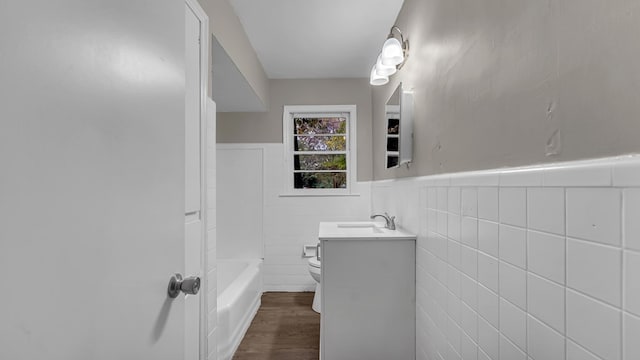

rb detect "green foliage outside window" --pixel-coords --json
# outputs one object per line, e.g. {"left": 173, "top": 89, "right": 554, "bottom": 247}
{"left": 293, "top": 117, "right": 348, "bottom": 189}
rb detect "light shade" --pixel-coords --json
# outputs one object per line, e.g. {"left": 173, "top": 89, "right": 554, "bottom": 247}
{"left": 381, "top": 37, "right": 404, "bottom": 66}
{"left": 375, "top": 54, "right": 397, "bottom": 76}
{"left": 370, "top": 65, "right": 389, "bottom": 86}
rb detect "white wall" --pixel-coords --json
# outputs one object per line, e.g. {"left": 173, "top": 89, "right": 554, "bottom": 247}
{"left": 197, "top": 0, "right": 269, "bottom": 109}
{"left": 373, "top": 0, "right": 640, "bottom": 180}
{"left": 372, "top": 156, "right": 640, "bottom": 360}
{"left": 217, "top": 146, "right": 263, "bottom": 259}
{"left": 206, "top": 101, "right": 218, "bottom": 360}
{"left": 218, "top": 144, "right": 372, "bottom": 291}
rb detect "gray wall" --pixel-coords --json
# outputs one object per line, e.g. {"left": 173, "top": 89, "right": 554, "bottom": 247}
{"left": 373, "top": 0, "right": 640, "bottom": 180}
{"left": 218, "top": 78, "right": 373, "bottom": 180}
{"left": 198, "top": 0, "right": 269, "bottom": 107}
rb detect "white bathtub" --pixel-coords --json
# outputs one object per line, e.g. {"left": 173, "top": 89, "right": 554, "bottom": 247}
{"left": 217, "top": 259, "right": 263, "bottom": 360}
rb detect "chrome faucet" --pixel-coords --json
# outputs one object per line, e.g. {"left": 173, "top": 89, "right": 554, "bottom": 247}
{"left": 370, "top": 212, "right": 396, "bottom": 230}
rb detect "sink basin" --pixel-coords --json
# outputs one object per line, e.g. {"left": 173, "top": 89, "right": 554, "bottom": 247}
{"left": 319, "top": 221, "right": 415, "bottom": 240}
{"left": 336, "top": 222, "right": 384, "bottom": 234}
{"left": 336, "top": 222, "right": 380, "bottom": 229}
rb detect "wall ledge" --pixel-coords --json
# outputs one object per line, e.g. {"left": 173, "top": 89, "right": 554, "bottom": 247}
{"left": 372, "top": 154, "right": 640, "bottom": 188}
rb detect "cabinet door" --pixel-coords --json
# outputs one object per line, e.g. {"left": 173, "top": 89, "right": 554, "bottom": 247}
{"left": 321, "top": 240, "right": 415, "bottom": 360}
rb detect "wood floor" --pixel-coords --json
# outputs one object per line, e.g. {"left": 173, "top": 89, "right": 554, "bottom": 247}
{"left": 232, "top": 292, "right": 320, "bottom": 360}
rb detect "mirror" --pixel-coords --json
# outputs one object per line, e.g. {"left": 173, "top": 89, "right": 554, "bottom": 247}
{"left": 385, "top": 83, "right": 413, "bottom": 168}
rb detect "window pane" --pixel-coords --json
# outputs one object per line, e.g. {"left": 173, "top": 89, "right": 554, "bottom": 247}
{"left": 295, "top": 135, "right": 346, "bottom": 151}
{"left": 387, "top": 156, "right": 399, "bottom": 168}
{"left": 386, "top": 137, "right": 398, "bottom": 151}
{"left": 294, "top": 172, "right": 347, "bottom": 189}
{"left": 294, "top": 154, "right": 346, "bottom": 171}
{"left": 387, "top": 118, "right": 399, "bottom": 134}
{"left": 294, "top": 117, "right": 346, "bottom": 135}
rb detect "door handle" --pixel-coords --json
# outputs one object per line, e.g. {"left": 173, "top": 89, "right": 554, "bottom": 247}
{"left": 168, "top": 273, "right": 201, "bottom": 298}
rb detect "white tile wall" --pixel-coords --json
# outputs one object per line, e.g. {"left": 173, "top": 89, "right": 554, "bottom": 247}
{"left": 449, "top": 187, "right": 461, "bottom": 215}
{"left": 566, "top": 290, "right": 621, "bottom": 360}
{"left": 566, "top": 188, "right": 621, "bottom": 246}
{"left": 478, "top": 348, "right": 491, "bottom": 360}
{"left": 478, "top": 188, "right": 499, "bottom": 222}
{"left": 461, "top": 217, "right": 479, "bottom": 249}
{"left": 528, "top": 230, "right": 565, "bottom": 284}
{"left": 460, "top": 273, "right": 478, "bottom": 310}
{"left": 499, "top": 335, "right": 526, "bottom": 360}
{"left": 461, "top": 331, "right": 478, "bottom": 360}
{"left": 478, "top": 284, "right": 499, "bottom": 328}
{"left": 499, "top": 298, "right": 526, "bottom": 351}
{"left": 449, "top": 214, "right": 462, "bottom": 242}
{"left": 460, "top": 245, "right": 478, "bottom": 280}
{"left": 614, "top": 159, "right": 640, "bottom": 186}
{"left": 567, "top": 340, "right": 601, "bottom": 360}
{"left": 624, "top": 189, "right": 640, "bottom": 251}
{"left": 478, "top": 254, "right": 499, "bottom": 294}
{"left": 478, "top": 316, "right": 499, "bottom": 360}
{"left": 528, "top": 188, "right": 565, "bottom": 235}
{"left": 220, "top": 144, "right": 371, "bottom": 292}
{"left": 370, "top": 155, "right": 640, "bottom": 360}
{"left": 462, "top": 188, "right": 478, "bottom": 217}
{"left": 217, "top": 147, "right": 263, "bottom": 259}
{"left": 624, "top": 313, "right": 640, "bottom": 359}
{"left": 499, "top": 188, "right": 526, "bottom": 227}
{"left": 625, "top": 251, "right": 640, "bottom": 316}
{"left": 460, "top": 301, "right": 478, "bottom": 341}
{"left": 498, "top": 225, "right": 526, "bottom": 269}
{"left": 528, "top": 315, "right": 565, "bottom": 360}
{"left": 478, "top": 221, "right": 499, "bottom": 257}
{"left": 543, "top": 162, "right": 612, "bottom": 187}
{"left": 566, "top": 239, "right": 621, "bottom": 306}
{"left": 499, "top": 261, "right": 526, "bottom": 310}
{"left": 527, "top": 272, "right": 565, "bottom": 333}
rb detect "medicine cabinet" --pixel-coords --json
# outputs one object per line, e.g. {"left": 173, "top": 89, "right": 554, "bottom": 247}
{"left": 385, "top": 83, "right": 413, "bottom": 168}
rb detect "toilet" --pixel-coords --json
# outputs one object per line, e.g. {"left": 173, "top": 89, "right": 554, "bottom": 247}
{"left": 308, "top": 257, "right": 321, "bottom": 313}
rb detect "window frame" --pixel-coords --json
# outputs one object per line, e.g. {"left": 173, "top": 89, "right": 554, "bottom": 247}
{"left": 282, "top": 105, "right": 357, "bottom": 196}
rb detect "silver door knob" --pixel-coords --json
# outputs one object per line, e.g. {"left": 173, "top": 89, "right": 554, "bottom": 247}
{"left": 167, "top": 273, "right": 201, "bottom": 298}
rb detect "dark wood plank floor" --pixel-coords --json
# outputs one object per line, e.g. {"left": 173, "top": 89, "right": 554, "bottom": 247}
{"left": 232, "top": 292, "right": 320, "bottom": 360}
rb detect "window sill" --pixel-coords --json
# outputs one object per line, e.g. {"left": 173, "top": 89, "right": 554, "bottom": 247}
{"left": 278, "top": 193, "right": 361, "bottom": 198}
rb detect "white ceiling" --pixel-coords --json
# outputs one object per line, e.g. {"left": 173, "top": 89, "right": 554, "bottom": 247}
{"left": 229, "top": 0, "right": 405, "bottom": 79}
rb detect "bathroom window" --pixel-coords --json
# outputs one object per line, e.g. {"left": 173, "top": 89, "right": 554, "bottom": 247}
{"left": 283, "top": 105, "right": 357, "bottom": 195}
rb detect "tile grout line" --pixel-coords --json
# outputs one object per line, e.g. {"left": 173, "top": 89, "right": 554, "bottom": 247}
{"left": 564, "top": 284, "right": 622, "bottom": 312}
{"left": 496, "top": 185, "right": 501, "bottom": 359}
{"left": 524, "top": 187, "right": 529, "bottom": 356}
{"left": 563, "top": 234, "right": 622, "bottom": 252}
{"left": 566, "top": 336, "right": 608, "bottom": 360}
{"left": 453, "top": 186, "right": 462, "bottom": 357}
{"left": 475, "top": 186, "right": 480, "bottom": 360}
{"left": 564, "top": 187, "right": 568, "bottom": 360}
{"left": 621, "top": 189, "right": 625, "bottom": 360}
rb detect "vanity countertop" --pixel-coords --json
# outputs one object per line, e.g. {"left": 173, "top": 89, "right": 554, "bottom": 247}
{"left": 318, "top": 221, "right": 416, "bottom": 241}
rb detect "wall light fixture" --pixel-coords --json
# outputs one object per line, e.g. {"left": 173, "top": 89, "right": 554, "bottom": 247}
{"left": 369, "top": 26, "right": 409, "bottom": 86}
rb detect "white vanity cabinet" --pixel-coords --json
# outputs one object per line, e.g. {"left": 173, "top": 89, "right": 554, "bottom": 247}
{"left": 319, "top": 222, "right": 416, "bottom": 360}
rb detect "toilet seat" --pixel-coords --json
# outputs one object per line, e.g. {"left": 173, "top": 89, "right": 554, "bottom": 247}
{"left": 308, "top": 257, "right": 321, "bottom": 268}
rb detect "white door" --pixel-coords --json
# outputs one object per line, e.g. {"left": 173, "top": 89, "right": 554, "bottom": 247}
{"left": 0, "top": 2, "right": 189, "bottom": 359}
{"left": 184, "top": 1, "right": 208, "bottom": 360}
